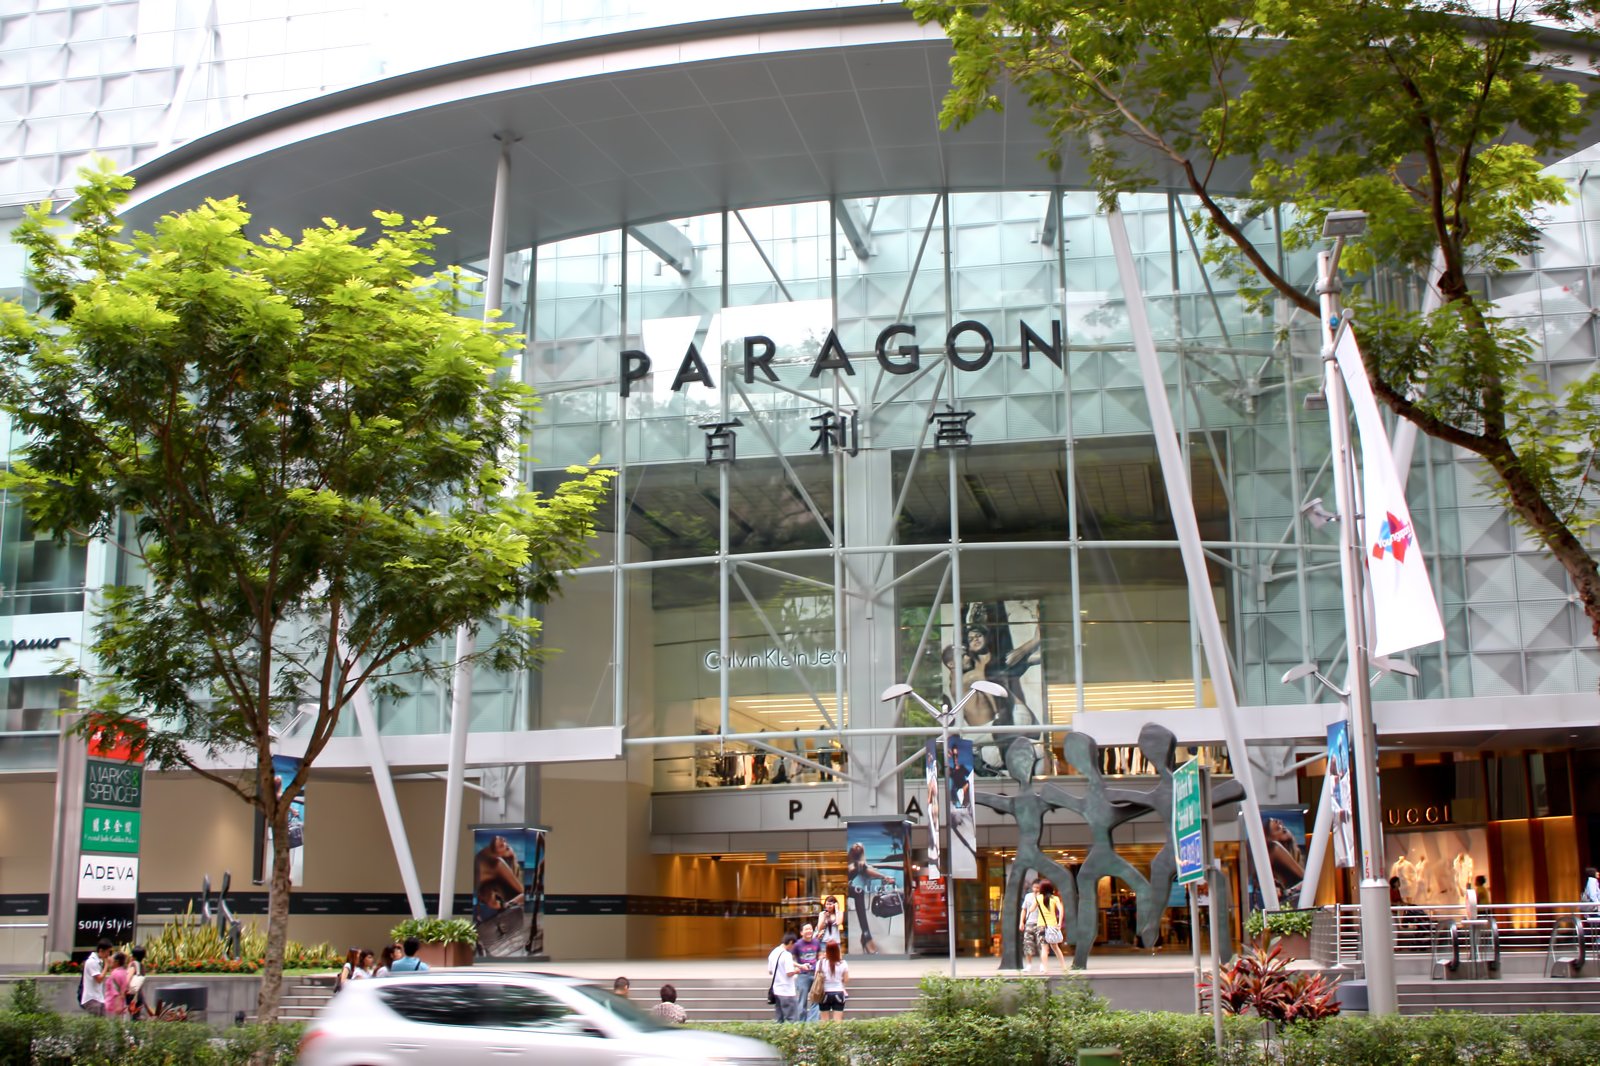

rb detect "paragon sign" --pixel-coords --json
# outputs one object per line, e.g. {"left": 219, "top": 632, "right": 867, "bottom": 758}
{"left": 620, "top": 319, "right": 1065, "bottom": 396}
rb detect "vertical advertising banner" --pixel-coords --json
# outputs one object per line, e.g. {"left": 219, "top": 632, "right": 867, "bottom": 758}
{"left": 844, "top": 820, "right": 909, "bottom": 956}
{"left": 946, "top": 738, "right": 977, "bottom": 880}
{"left": 939, "top": 600, "right": 1044, "bottom": 777}
{"left": 1326, "top": 722, "right": 1356, "bottom": 869}
{"left": 923, "top": 740, "right": 942, "bottom": 881}
{"left": 76, "top": 722, "right": 145, "bottom": 951}
{"left": 1248, "top": 807, "right": 1308, "bottom": 913}
{"left": 471, "top": 826, "right": 548, "bottom": 959}
{"left": 270, "top": 755, "right": 307, "bottom": 886}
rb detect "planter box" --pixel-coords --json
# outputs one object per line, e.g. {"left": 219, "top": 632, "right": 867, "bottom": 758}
{"left": 1274, "top": 932, "right": 1310, "bottom": 961}
{"left": 416, "top": 942, "right": 475, "bottom": 969}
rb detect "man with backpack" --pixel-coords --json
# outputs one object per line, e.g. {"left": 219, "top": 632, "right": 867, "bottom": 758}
{"left": 388, "top": 937, "right": 430, "bottom": 974}
{"left": 79, "top": 939, "right": 112, "bottom": 1015}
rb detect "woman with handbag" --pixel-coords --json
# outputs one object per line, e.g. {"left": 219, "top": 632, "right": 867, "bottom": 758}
{"left": 846, "top": 843, "right": 892, "bottom": 955}
{"left": 814, "top": 940, "right": 849, "bottom": 1021}
{"left": 1036, "top": 879, "right": 1068, "bottom": 974}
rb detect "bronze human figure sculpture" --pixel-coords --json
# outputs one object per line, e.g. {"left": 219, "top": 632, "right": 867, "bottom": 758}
{"left": 1055, "top": 731, "right": 1150, "bottom": 969}
{"left": 974, "top": 738, "right": 1078, "bottom": 971}
{"left": 1105, "top": 723, "right": 1179, "bottom": 950}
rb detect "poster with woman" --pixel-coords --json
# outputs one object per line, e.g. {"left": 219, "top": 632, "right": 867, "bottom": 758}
{"left": 947, "top": 737, "right": 977, "bottom": 879}
{"left": 1247, "top": 808, "right": 1307, "bottom": 912}
{"left": 470, "top": 825, "right": 549, "bottom": 959}
{"left": 924, "top": 740, "right": 942, "bottom": 880}
{"left": 844, "top": 820, "right": 909, "bottom": 956}
{"left": 939, "top": 600, "right": 1044, "bottom": 776}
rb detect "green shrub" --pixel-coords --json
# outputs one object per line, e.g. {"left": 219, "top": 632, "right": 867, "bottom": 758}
{"left": 1279, "top": 1013, "right": 1600, "bottom": 1066}
{"left": 915, "top": 975, "right": 1105, "bottom": 1019}
{"left": 1243, "top": 909, "right": 1315, "bottom": 939}
{"left": 0, "top": 1011, "right": 303, "bottom": 1066}
{"left": 8, "top": 978, "right": 50, "bottom": 1016}
{"left": 389, "top": 917, "right": 477, "bottom": 945}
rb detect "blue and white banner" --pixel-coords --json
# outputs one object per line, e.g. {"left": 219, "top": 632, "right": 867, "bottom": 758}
{"left": 1326, "top": 721, "right": 1355, "bottom": 869}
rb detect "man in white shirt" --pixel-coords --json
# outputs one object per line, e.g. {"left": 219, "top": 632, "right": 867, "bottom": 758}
{"left": 80, "top": 939, "right": 112, "bottom": 1015}
{"left": 765, "top": 932, "right": 799, "bottom": 1022}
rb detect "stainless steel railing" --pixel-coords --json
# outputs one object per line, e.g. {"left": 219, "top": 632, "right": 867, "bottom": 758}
{"left": 1310, "top": 901, "right": 1594, "bottom": 968}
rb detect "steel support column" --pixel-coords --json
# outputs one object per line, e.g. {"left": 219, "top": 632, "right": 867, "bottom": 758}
{"left": 438, "top": 135, "right": 513, "bottom": 919}
{"left": 1103, "top": 198, "right": 1280, "bottom": 911}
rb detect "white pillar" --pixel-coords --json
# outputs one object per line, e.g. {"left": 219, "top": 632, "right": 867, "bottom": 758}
{"left": 345, "top": 646, "right": 427, "bottom": 918}
{"left": 439, "top": 135, "right": 514, "bottom": 919}
{"left": 1103, "top": 200, "right": 1281, "bottom": 911}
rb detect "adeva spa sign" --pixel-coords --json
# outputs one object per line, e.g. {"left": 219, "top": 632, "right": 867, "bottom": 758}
{"left": 619, "top": 319, "right": 1065, "bottom": 396}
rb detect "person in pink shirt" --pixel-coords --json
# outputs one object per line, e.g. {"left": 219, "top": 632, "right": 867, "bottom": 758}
{"left": 103, "top": 952, "right": 131, "bottom": 1018}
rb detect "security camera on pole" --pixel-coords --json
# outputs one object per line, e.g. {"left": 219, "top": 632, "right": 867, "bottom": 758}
{"left": 881, "top": 679, "right": 1006, "bottom": 977}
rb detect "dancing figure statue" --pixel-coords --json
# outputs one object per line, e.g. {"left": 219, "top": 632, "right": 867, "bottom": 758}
{"left": 1105, "top": 724, "right": 1179, "bottom": 950}
{"left": 1055, "top": 731, "right": 1150, "bottom": 970}
{"left": 975, "top": 738, "right": 1078, "bottom": 971}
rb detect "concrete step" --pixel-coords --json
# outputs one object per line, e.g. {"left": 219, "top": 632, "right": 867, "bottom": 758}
{"left": 1393, "top": 979, "right": 1600, "bottom": 1016}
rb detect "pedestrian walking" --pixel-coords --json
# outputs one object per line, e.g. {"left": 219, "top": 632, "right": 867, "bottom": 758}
{"left": 817, "top": 896, "right": 842, "bottom": 945}
{"left": 1019, "top": 877, "right": 1044, "bottom": 973}
{"left": 79, "top": 939, "right": 111, "bottom": 1015}
{"left": 613, "top": 976, "right": 630, "bottom": 998}
{"left": 765, "top": 932, "right": 799, "bottom": 1022}
{"left": 103, "top": 952, "right": 131, "bottom": 1018}
{"left": 126, "top": 946, "right": 147, "bottom": 1018}
{"left": 651, "top": 984, "right": 687, "bottom": 1025}
{"left": 792, "top": 923, "right": 822, "bottom": 1021}
{"left": 388, "top": 937, "right": 429, "bottom": 973}
{"left": 374, "top": 943, "right": 402, "bottom": 977}
{"left": 1036, "top": 878, "right": 1068, "bottom": 974}
{"left": 816, "top": 940, "right": 849, "bottom": 1022}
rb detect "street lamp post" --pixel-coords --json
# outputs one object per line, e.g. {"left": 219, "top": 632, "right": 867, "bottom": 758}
{"left": 881, "top": 678, "right": 1007, "bottom": 977}
{"left": 1314, "top": 211, "right": 1398, "bottom": 1016}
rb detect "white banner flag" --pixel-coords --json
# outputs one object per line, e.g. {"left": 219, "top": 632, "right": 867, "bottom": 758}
{"left": 1333, "top": 327, "right": 1446, "bottom": 657}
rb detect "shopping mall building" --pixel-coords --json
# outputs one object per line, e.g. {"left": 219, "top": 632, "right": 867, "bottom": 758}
{"left": 1, "top": 1, "right": 1598, "bottom": 964}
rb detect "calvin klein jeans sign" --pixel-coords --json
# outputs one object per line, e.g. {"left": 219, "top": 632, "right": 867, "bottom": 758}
{"left": 619, "top": 320, "right": 1064, "bottom": 396}
{"left": 78, "top": 856, "right": 139, "bottom": 901}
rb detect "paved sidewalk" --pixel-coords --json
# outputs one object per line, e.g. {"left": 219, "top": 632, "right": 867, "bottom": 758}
{"left": 493, "top": 952, "right": 1206, "bottom": 980}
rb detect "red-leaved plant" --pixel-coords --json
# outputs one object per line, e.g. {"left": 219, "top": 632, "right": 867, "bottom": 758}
{"left": 1198, "top": 933, "right": 1342, "bottom": 1026}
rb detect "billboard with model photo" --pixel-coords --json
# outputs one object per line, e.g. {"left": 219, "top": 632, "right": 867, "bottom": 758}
{"left": 845, "top": 820, "right": 909, "bottom": 956}
{"left": 940, "top": 600, "right": 1044, "bottom": 777}
{"left": 470, "top": 825, "right": 548, "bottom": 959}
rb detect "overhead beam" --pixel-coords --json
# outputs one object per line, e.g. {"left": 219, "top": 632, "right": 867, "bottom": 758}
{"left": 835, "top": 198, "right": 875, "bottom": 260}
{"left": 1036, "top": 189, "right": 1060, "bottom": 248}
{"left": 628, "top": 222, "right": 695, "bottom": 276}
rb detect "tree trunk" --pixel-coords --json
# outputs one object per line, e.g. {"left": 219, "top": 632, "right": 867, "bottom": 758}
{"left": 256, "top": 802, "right": 293, "bottom": 1026}
{"left": 1489, "top": 449, "right": 1600, "bottom": 646}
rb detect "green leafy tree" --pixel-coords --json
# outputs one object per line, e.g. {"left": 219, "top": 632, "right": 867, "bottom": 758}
{"left": 910, "top": 0, "right": 1600, "bottom": 646}
{"left": 0, "top": 166, "right": 613, "bottom": 1023}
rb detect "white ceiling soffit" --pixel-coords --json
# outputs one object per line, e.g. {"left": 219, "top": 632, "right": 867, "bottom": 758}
{"left": 116, "top": 5, "right": 1227, "bottom": 264}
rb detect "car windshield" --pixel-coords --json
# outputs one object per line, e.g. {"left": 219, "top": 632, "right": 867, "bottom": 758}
{"left": 570, "top": 984, "right": 669, "bottom": 1031}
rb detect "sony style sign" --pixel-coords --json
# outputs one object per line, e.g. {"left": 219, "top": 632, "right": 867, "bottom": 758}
{"left": 78, "top": 856, "right": 139, "bottom": 901}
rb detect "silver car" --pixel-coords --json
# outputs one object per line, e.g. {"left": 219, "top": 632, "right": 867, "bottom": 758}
{"left": 296, "top": 971, "right": 781, "bottom": 1065}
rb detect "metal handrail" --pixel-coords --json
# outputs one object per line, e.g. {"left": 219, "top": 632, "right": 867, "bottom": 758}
{"left": 1545, "top": 915, "right": 1588, "bottom": 975}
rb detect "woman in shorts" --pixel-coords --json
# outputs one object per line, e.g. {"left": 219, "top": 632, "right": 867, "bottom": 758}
{"left": 817, "top": 940, "right": 849, "bottom": 1021}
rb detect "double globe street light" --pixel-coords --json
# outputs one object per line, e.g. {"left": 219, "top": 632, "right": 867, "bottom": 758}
{"left": 880, "top": 678, "right": 1007, "bottom": 976}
